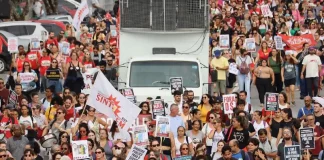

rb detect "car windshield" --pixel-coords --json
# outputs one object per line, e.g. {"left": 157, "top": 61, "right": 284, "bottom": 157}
{"left": 129, "top": 61, "right": 200, "bottom": 87}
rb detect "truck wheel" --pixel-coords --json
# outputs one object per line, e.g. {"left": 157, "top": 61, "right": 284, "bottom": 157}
{"left": 0, "top": 58, "right": 6, "bottom": 73}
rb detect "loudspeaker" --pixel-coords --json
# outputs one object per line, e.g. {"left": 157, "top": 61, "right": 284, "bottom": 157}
{"left": 0, "top": 0, "right": 10, "bottom": 19}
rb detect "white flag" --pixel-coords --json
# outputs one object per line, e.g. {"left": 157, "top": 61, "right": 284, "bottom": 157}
{"left": 87, "top": 71, "right": 141, "bottom": 132}
{"left": 72, "top": 0, "right": 89, "bottom": 31}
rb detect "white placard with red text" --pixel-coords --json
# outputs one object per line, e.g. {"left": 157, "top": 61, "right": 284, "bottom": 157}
{"left": 261, "top": 5, "right": 272, "bottom": 17}
{"left": 87, "top": 71, "right": 141, "bottom": 132}
{"left": 223, "top": 94, "right": 236, "bottom": 114}
{"left": 81, "top": 68, "right": 98, "bottom": 94}
{"left": 19, "top": 72, "right": 35, "bottom": 83}
{"left": 8, "top": 37, "right": 18, "bottom": 52}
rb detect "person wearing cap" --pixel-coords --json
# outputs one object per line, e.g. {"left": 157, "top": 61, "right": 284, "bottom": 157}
{"left": 301, "top": 46, "right": 322, "bottom": 97}
{"left": 205, "top": 97, "right": 227, "bottom": 123}
{"left": 210, "top": 50, "right": 229, "bottom": 96}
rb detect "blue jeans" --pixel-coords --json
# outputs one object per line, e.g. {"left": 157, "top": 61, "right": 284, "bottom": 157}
{"left": 237, "top": 73, "right": 251, "bottom": 103}
{"left": 300, "top": 78, "right": 307, "bottom": 97}
{"left": 47, "top": 80, "right": 62, "bottom": 94}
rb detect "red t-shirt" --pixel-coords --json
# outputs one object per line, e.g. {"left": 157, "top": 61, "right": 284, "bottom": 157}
{"left": 258, "top": 48, "right": 272, "bottom": 60}
{"left": 26, "top": 51, "right": 41, "bottom": 70}
{"left": 312, "top": 126, "right": 323, "bottom": 155}
{"left": 39, "top": 56, "right": 52, "bottom": 76}
{"left": 16, "top": 58, "right": 30, "bottom": 73}
{"left": 261, "top": 108, "right": 274, "bottom": 124}
{"left": 45, "top": 38, "right": 58, "bottom": 49}
{"left": 0, "top": 116, "right": 19, "bottom": 139}
{"left": 65, "top": 107, "right": 74, "bottom": 121}
{"left": 83, "top": 61, "right": 95, "bottom": 69}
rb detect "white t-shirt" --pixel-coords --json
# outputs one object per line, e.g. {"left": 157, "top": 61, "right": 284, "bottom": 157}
{"left": 252, "top": 121, "right": 269, "bottom": 138}
{"left": 19, "top": 116, "right": 35, "bottom": 129}
{"left": 108, "top": 130, "right": 131, "bottom": 143}
{"left": 211, "top": 131, "right": 225, "bottom": 155}
{"left": 175, "top": 136, "right": 192, "bottom": 156}
{"left": 302, "top": 54, "right": 322, "bottom": 78}
{"left": 202, "top": 123, "right": 214, "bottom": 146}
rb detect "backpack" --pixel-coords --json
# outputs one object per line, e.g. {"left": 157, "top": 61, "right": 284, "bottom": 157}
{"left": 239, "top": 56, "right": 250, "bottom": 74}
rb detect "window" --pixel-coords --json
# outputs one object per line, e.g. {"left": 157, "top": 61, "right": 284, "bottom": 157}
{"left": 41, "top": 24, "right": 61, "bottom": 36}
{"left": 5, "top": 26, "right": 26, "bottom": 36}
{"left": 129, "top": 61, "right": 200, "bottom": 87}
{"left": 25, "top": 25, "right": 36, "bottom": 35}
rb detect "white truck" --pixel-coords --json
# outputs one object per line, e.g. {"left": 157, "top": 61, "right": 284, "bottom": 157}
{"left": 118, "top": 31, "right": 210, "bottom": 105}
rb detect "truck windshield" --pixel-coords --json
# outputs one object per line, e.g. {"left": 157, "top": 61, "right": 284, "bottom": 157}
{"left": 129, "top": 61, "right": 200, "bottom": 87}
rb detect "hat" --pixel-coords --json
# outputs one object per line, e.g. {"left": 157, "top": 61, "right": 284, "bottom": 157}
{"left": 214, "top": 50, "right": 221, "bottom": 57}
{"left": 214, "top": 98, "right": 222, "bottom": 103}
{"left": 150, "top": 120, "right": 156, "bottom": 125}
{"left": 5, "top": 104, "right": 15, "bottom": 110}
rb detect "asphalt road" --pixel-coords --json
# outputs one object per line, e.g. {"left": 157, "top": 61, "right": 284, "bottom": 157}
{"left": 1, "top": 71, "right": 318, "bottom": 117}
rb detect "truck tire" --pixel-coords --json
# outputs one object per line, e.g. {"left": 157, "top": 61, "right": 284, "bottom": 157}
{"left": 0, "top": 58, "right": 6, "bottom": 73}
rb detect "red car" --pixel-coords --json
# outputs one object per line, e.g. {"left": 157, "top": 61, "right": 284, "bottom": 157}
{"left": 31, "top": 20, "right": 66, "bottom": 36}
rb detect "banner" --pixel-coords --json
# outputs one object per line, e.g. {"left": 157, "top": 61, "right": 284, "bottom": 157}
{"left": 174, "top": 156, "right": 192, "bottom": 160}
{"left": 244, "top": 38, "right": 256, "bottom": 52}
{"left": 155, "top": 116, "right": 170, "bottom": 137}
{"left": 219, "top": 35, "right": 230, "bottom": 49}
{"left": 30, "top": 38, "right": 40, "bottom": 51}
{"left": 125, "top": 144, "right": 147, "bottom": 160}
{"left": 133, "top": 125, "right": 149, "bottom": 147}
{"left": 46, "top": 69, "right": 60, "bottom": 80}
{"left": 81, "top": 68, "right": 98, "bottom": 94}
{"left": 170, "top": 77, "right": 183, "bottom": 94}
{"left": 72, "top": 0, "right": 89, "bottom": 31}
{"left": 71, "top": 140, "right": 89, "bottom": 159}
{"left": 87, "top": 71, "right": 141, "bottom": 131}
{"left": 19, "top": 72, "right": 35, "bottom": 83}
{"left": 264, "top": 92, "right": 279, "bottom": 111}
{"left": 300, "top": 128, "right": 315, "bottom": 149}
{"left": 284, "top": 145, "right": 301, "bottom": 160}
{"left": 59, "top": 42, "right": 70, "bottom": 56}
{"left": 8, "top": 90, "right": 17, "bottom": 106}
{"left": 120, "top": 88, "right": 136, "bottom": 103}
{"left": 274, "top": 36, "right": 284, "bottom": 50}
{"left": 151, "top": 100, "right": 166, "bottom": 119}
{"left": 223, "top": 94, "right": 236, "bottom": 114}
{"left": 8, "top": 37, "right": 18, "bottom": 52}
{"left": 228, "top": 63, "right": 239, "bottom": 75}
{"left": 260, "top": 5, "right": 272, "bottom": 17}
{"left": 279, "top": 34, "right": 316, "bottom": 52}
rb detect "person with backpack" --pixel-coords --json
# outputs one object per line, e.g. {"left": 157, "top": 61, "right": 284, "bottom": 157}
{"left": 236, "top": 48, "right": 253, "bottom": 104}
{"left": 257, "top": 129, "right": 277, "bottom": 160}
{"left": 208, "top": 118, "right": 225, "bottom": 157}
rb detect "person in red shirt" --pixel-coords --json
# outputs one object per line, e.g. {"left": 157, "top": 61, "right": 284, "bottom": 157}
{"left": 82, "top": 50, "right": 96, "bottom": 69}
{"left": 45, "top": 32, "right": 59, "bottom": 51}
{"left": 224, "top": 11, "right": 236, "bottom": 28}
{"left": 12, "top": 45, "right": 29, "bottom": 73}
{"left": 26, "top": 44, "right": 41, "bottom": 90}
{"left": 306, "top": 113, "right": 324, "bottom": 158}
{"left": 0, "top": 104, "right": 19, "bottom": 139}
{"left": 255, "top": 41, "right": 272, "bottom": 65}
{"left": 39, "top": 49, "right": 51, "bottom": 92}
{"left": 61, "top": 142, "right": 73, "bottom": 159}
{"left": 63, "top": 95, "right": 74, "bottom": 121}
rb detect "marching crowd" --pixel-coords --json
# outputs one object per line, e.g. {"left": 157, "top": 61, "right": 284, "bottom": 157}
{"left": 1, "top": 0, "right": 324, "bottom": 160}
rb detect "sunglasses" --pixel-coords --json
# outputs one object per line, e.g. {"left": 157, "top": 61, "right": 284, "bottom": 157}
{"left": 24, "top": 154, "right": 32, "bottom": 157}
{"left": 114, "top": 145, "right": 123, "bottom": 150}
{"left": 79, "top": 130, "right": 87, "bottom": 133}
{"left": 64, "top": 92, "right": 70, "bottom": 94}
{"left": 151, "top": 145, "right": 159, "bottom": 147}
{"left": 181, "top": 148, "right": 189, "bottom": 150}
{"left": 88, "top": 109, "right": 96, "bottom": 112}
{"left": 0, "top": 155, "right": 7, "bottom": 158}
{"left": 57, "top": 112, "right": 63, "bottom": 114}
{"left": 209, "top": 117, "right": 214, "bottom": 119}
{"left": 62, "top": 148, "right": 68, "bottom": 150}
{"left": 52, "top": 61, "right": 58, "bottom": 63}
{"left": 95, "top": 151, "right": 102, "bottom": 154}
{"left": 107, "top": 60, "right": 113, "bottom": 62}
{"left": 183, "top": 106, "right": 189, "bottom": 109}
{"left": 61, "top": 136, "right": 68, "bottom": 138}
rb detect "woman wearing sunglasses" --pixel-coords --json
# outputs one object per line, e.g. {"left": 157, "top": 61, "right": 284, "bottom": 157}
{"left": 179, "top": 143, "right": 191, "bottom": 157}
{"left": 16, "top": 61, "right": 38, "bottom": 98}
{"left": 42, "top": 107, "right": 72, "bottom": 139}
{"left": 95, "top": 147, "right": 108, "bottom": 160}
{"left": 45, "top": 59, "right": 63, "bottom": 95}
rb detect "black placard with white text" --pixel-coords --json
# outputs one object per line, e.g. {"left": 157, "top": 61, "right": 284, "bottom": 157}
{"left": 170, "top": 77, "right": 183, "bottom": 94}
{"left": 284, "top": 145, "right": 301, "bottom": 160}
{"left": 300, "top": 128, "right": 315, "bottom": 149}
{"left": 265, "top": 92, "right": 279, "bottom": 111}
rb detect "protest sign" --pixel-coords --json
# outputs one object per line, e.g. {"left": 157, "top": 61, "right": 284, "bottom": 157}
{"left": 8, "top": 90, "right": 17, "bottom": 106}
{"left": 300, "top": 128, "right": 315, "bottom": 149}
{"left": 229, "top": 63, "right": 239, "bottom": 75}
{"left": 81, "top": 68, "right": 98, "bottom": 94}
{"left": 284, "top": 145, "right": 301, "bottom": 160}
{"left": 151, "top": 100, "right": 166, "bottom": 119}
{"left": 274, "top": 36, "right": 284, "bottom": 50}
{"left": 87, "top": 71, "right": 141, "bottom": 132}
{"left": 60, "top": 42, "right": 70, "bottom": 56}
{"left": 155, "top": 116, "right": 170, "bottom": 137}
{"left": 8, "top": 37, "right": 18, "bottom": 52}
{"left": 133, "top": 125, "right": 149, "bottom": 147}
{"left": 136, "top": 114, "right": 151, "bottom": 125}
{"left": 19, "top": 72, "right": 35, "bottom": 83}
{"left": 223, "top": 94, "right": 236, "bottom": 114}
{"left": 244, "top": 38, "right": 256, "bottom": 52}
{"left": 120, "top": 88, "right": 136, "bottom": 103}
{"left": 125, "top": 144, "right": 147, "bottom": 160}
{"left": 219, "top": 35, "right": 230, "bottom": 49}
{"left": 170, "top": 77, "right": 183, "bottom": 94}
{"left": 30, "top": 38, "right": 41, "bottom": 51}
{"left": 174, "top": 156, "right": 192, "bottom": 160}
{"left": 264, "top": 92, "right": 279, "bottom": 111}
{"left": 46, "top": 69, "right": 60, "bottom": 80}
{"left": 71, "top": 140, "right": 89, "bottom": 159}
{"left": 260, "top": 5, "right": 272, "bottom": 17}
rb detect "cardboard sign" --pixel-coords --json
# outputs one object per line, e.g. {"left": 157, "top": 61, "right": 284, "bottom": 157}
{"left": 71, "top": 140, "right": 89, "bottom": 159}
{"left": 30, "top": 38, "right": 41, "bottom": 51}
{"left": 19, "top": 72, "right": 35, "bottom": 83}
{"left": 8, "top": 90, "right": 17, "bottom": 106}
{"left": 174, "top": 156, "right": 192, "bottom": 160}
{"left": 120, "top": 88, "right": 136, "bottom": 103}
{"left": 46, "top": 69, "right": 60, "bottom": 80}
{"left": 8, "top": 37, "right": 18, "bottom": 52}
{"left": 261, "top": 5, "right": 272, "bottom": 17}
{"left": 223, "top": 94, "right": 236, "bottom": 114}
{"left": 133, "top": 125, "right": 149, "bottom": 147}
{"left": 274, "top": 36, "right": 284, "bottom": 50}
{"left": 219, "top": 35, "right": 230, "bottom": 49}
{"left": 228, "top": 63, "right": 239, "bottom": 75}
{"left": 170, "top": 77, "right": 183, "bottom": 94}
{"left": 300, "top": 128, "right": 315, "bottom": 149}
{"left": 125, "top": 144, "right": 147, "bottom": 160}
{"left": 59, "top": 42, "right": 70, "bottom": 56}
{"left": 264, "top": 92, "right": 279, "bottom": 111}
{"left": 151, "top": 100, "right": 166, "bottom": 119}
{"left": 284, "top": 145, "right": 301, "bottom": 160}
{"left": 244, "top": 38, "right": 256, "bottom": 52}
{"left": 155, "top": 116, "right": 170, "bottom": 137}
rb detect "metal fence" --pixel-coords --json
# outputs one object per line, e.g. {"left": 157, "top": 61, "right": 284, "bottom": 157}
{"left": 120, "top": 0, "right": 208, "bottom": 31}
